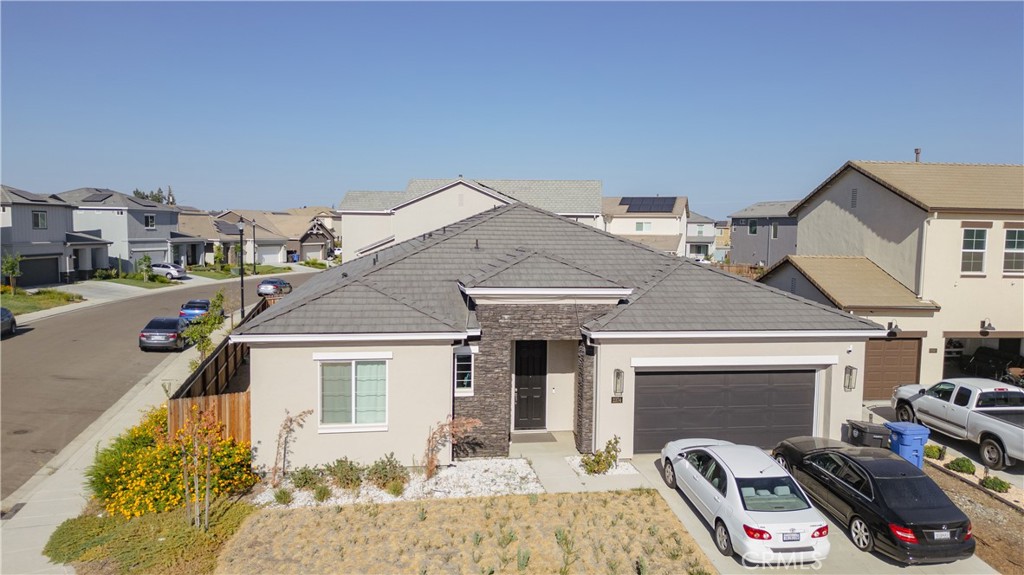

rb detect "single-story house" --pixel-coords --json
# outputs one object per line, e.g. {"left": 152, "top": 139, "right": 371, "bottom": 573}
{"left": 231, "top": 203, "right": 882, "bottom": 470}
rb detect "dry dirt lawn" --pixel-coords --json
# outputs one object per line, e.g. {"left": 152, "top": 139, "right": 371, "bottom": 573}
{"left": 217, "top": 490, "right": 714, "bottom": 575}
{"left": 923, "top": 465, "right": 1024, "bottom": 575}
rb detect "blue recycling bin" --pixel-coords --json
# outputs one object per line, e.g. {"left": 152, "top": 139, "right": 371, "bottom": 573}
{"left": 884, "top": 421, "right": 930, "bottom": 468}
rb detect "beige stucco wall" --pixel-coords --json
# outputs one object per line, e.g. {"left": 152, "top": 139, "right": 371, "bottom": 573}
{"left": 797, "top": 171, "right": 925, "bottom": 291}
{"left": 760, "top": 265, "right": 835, "bottom": 308}
{"left": 592, "top": 338, "right": 868, "bottom": 458}
{"left": 916, "top": 214, "right": 1024, "bottom": 381}
{"left": 606, "top": 216, "right": 685, "bottom": 236}
{"left": 342, "top": 213, "right": 392, "bottom": 261}
{"left": 546, "top": 340, "right": 577, "bottom": 431}
{"left": 248, "top": 342, "right": 454, "bottom": 470}
{"left": 392, "top": 183, "right": 509, "bottom": 245}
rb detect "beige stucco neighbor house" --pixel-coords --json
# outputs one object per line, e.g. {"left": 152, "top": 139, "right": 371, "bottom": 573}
{"left": 231, "top": 203, "right": 881, "bottom": 471}
{"left": 760, "top": 161, "right": 1024, "bottom": 400}
{"left": 337, "top": 178, "right": 602, "bottom": 262}
{"left": 601, "top": 196, "right": 687, "bottom": 256}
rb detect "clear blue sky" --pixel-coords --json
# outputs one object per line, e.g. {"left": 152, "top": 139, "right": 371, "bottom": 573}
{"left": 2, "top": 2, "right": 1021, "bottom": 219}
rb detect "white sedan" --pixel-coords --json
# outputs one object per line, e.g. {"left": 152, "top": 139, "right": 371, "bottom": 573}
{"left": 151, "top": 262, "right": 187, "bottom": 279}
{"left": 661, "top": 438, "right": 831, "bottom": 565}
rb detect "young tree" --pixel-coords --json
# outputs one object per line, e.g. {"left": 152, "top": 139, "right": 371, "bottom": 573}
{"left": 138, "top": 254, "right": 153, "bottom": 282}
{"left": 184, "top": 290, "right": 225, "bottom": 369}
{"left": 213, "top": 244, "right": 224, "bottom": 267}
{"left": 2, "top": 253, "right": 23, "bottom": 291}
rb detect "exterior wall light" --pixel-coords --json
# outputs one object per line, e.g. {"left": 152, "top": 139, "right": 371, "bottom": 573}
{"left": 980, "top": 319, "right": 995, "bottom": 336}
{"left": 613, "top": 369, "right": 624, "bottom": 396}
{"left": 844, "top": 365, "right": 858, "bottom": 392}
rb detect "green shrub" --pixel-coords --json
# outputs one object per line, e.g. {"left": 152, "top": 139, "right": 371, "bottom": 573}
{"left": 274, "top": 488, "right": 293, "bottom": 505}
{"left": 924, "top": 444, "right": 943, "bottom": 459}
{"left": 288, "top": 465, "right": 324, "bottom": 490}
{"left": 43, "top": 513, "right": 123, "bottom": 564}
{"left": 944, "top": 457, "right": 976, "bottom": 474}
{"left": 385, "top": 479, "right": 405, "bottom": 497}
{"left": 325, "top": 457, "right": 364, "bottom": 490}
{"left": 366, "top": 452, "right": 409, "bottom": 490}
{"left": 313, "top": 483, "right": 332, "bottom": 502}
{"left": 93, "top": 268, "right": 117, "bottom": 280}
{"left": 980, "top": 475, "right": 1011, "bottom": 493}
{"left": 581, "top": 435, "right": 621, "bottom": 475}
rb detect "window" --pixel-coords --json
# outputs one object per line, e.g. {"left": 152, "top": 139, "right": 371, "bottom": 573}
{"left": 320, "top": 360, "right": 387, "bottom": 428}
{"left": 31, "top": 210, "right": 47, "bottom": 229}
{"left": 953, "top": 387, "right": 972, "bottom": 407}
{"left": 926, "top": 381, "right": 956, "bottom": 402}
{"left": 635, "top": 222, "right": 652, "bottom": 232}
{"left": 454, "top": 345, "right": 476, "bottom": 395}
{"left": 696, "top": 224, "right": 705, "bottom": 236}
{"left": 771, "top": 222, "right": 779, "bottom": 239}
{"left": 836, "top": 461, "right": 872, "bottom": 498}
{"left": 748, "top": 220, "right": 758, "bottom": 235}
{"left": 144, "top": 213, "right": 156, "bottom": 229}
{"left": 961, "top": 228, "right": 986, "bottom": 273}
{"left": 1005, "top": 229, "right": 1024, "bottom": 274}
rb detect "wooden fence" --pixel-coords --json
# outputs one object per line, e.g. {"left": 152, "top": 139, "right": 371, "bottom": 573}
{"left": 168, "top": 391, "right": 250, "bottom": 442}
{"left": 713, "top": 263, "right": 765, "bottom": 280}
{"left": 166, "top": 298, "right": 268, "bottom": 442}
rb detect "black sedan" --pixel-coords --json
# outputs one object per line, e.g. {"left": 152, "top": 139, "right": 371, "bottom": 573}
{"left": 139, "top": 317, "right": 188, "bottom": 351}
{"left": 772, "top": 437, "right": 975, "bottom": 566}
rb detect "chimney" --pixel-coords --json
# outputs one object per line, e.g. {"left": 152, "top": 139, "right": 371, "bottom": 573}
{"left": 914, "top": 148, "right": 921, "bottom": 163}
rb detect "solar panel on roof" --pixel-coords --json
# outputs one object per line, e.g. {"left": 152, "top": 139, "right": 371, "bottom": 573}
{"left": 619, "top": 198, "right": 633, "bottom": 206}
{"left": 624, "top": 196, "right": 675, "bottom": 213}
{"left": 83, "top": 193, "right": 113, "bottom": 202}
{"left": 7, "top": 189, "right": 47, "bottom": 202}
{"left": 128, "top": 197, "right": 157, "bottom": 207}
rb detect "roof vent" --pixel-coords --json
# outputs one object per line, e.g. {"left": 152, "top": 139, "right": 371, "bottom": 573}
{"left": 373, "top": 254, "right": 378, "bottom": 265}
{"left": 474, "top": 239, "right": 480, "bottom": 250}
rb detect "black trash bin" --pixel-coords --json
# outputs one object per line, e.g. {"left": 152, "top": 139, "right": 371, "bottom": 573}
{"left": 847, "top": 420, "right": 890, "bottom": 448}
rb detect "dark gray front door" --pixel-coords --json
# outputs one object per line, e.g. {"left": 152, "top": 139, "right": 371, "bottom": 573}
{"left": 633, "top": 370, "right": 815, "bottom": 452}
{"left": 514, "top": 341, "right": 547, "bottom": 430}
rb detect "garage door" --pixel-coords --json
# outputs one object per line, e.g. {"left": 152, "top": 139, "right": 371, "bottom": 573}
{"left": 634, "top": 370, "right": 815, "bottom": 452}
{"left": 19, "top": 257, "right": 60, "bottom": 287}
{"left": 864, "top": 339, "right": 921, "bottom": 400}
{"left": 256, "top": 245, "right": 281, "bottom": 264}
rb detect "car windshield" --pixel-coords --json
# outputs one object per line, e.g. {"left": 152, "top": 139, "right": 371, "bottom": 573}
{"left": 876, "top": 477, "right": 950, "bottom": 511}
{"left": 145, "top": 318, "right": 180, "bottom": 330}
{"left": 736, "top": 476, "right": 810, "bottom": 512}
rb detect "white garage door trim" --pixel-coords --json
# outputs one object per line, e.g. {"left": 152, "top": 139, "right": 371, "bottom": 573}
{"left": 631, "top": 355, "right": 838, "bottom": 368}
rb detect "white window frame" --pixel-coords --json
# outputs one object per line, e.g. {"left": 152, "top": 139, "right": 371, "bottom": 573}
{"left": 314, "top": 351, "right": 391, "bottom": 433}
{"left": 144, "top": 213, "right": 156, "bottom": 229}
{"left": 771, "top": 222, "right": 779, "bottom": 239}
{"left": 960, "top": 228, "right": 987, "bottom": 274}
{"left": 635, "top": 221, "right": 652, "bottom": 232}
{"left": 1005, "top": 229, "right": 1024, "bottom": 275}
{"left": 453, "top": 345, "right": 478, "bottom": 397}
{"left": 32, "top": 210, "right": 47, "bottom": 230}
{"left": 696, "top": 224, "right": 705, "bottom": 236}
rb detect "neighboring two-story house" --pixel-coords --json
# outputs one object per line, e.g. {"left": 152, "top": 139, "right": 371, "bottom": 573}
{"left": 760, "top": 161, "right": 1024, "bottom": 399}
{"left": 685, "top": 211, "right": 716, "bottom": 260}
{"left": 1, "top": 185, "right": 110, "bottom": 286}
{"left": 728, "top": 200, "right": 800, "bottom": 267}
{"left": 713, "top": 220, "right": 731, "bottom": 262}
{"left": 58, "top": 188, "right": 204, "bottom": 271}
{"left": 601, "top": 196, "right": 688, "bottom": 256}
{"left": 338, "top": 178, "right": 602, "bottom": 262}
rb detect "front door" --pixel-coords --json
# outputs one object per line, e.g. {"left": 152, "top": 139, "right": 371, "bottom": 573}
{"left": 514, "top": 341, "right": 547, "bottom": 430}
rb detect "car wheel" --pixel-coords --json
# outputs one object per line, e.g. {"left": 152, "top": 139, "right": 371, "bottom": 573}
{"left": 166, "top": 272, "right": 174, "bottom": 279}
{"left": 774, "top": 453, "right": 789, "bottom": 471}
{"left": 849, "top": 516, "right": 874, "bottom": 552}
{"left": 662, "top": 459, "right": 676, "bottom": 488}
{"left": 714, "top": 520, "right": 734, "bottom": 556}
{"left": 896, "top": 403, "right": 916, "bottom": 423}
{"left": 980, "top": 438, "right": 1006, "bottom": 470}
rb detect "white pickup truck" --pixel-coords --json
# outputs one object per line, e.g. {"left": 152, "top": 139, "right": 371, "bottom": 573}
{"left": 891, "top": 378, "right": 1024, "bottom": 470}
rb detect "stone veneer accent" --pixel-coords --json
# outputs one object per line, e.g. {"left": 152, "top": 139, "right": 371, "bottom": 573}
{"left": 455, "top": 303, "right": 613, "bottom": 457}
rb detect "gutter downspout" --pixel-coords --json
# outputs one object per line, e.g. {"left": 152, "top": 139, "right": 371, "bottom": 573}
{"left": 590, "top": 335, "right": 599, "bottom": 454}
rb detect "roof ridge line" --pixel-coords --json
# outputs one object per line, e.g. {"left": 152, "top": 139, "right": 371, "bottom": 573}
{"left": 586, "top": 259, "right": 683, "bottom": 329}
{"left": 356, "top": 278, "right": 462, "bottom": 330}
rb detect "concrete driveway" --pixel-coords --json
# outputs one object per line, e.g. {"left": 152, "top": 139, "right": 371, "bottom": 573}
{"left": 630, "top": 453, "right": 997, "bottom": 574}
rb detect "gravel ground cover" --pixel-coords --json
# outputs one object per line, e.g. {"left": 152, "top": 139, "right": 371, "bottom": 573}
{"left": 923, "top": 464, "right": 1024, "bottom": 575}
{"left": 565, "top": 456, "right": 639, "bottom": 476}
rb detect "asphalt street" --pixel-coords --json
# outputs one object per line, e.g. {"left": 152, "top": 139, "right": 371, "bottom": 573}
{"left": 0, "top": 273, "right": 315, "bottom": 500}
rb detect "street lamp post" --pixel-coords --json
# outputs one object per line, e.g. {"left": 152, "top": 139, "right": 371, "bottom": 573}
{"left": 236, "top": 221, "right": 245, "bottom": 318}
{"left": 252, "top": 218, "right": 257, "bottom": 276}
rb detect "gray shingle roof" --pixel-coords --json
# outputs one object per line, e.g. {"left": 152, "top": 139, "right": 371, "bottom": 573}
{"left": 239, "top": 203, "right": 879, "bottom": 336}
{"left": 58, "top": 188, "right": 178, "bottom": 211}
{"left": 337, "top": 191, "right": 409, "bottom": 211}
{"left": 1, "top": 185, "right": 70, "bottom": 206}
{"left": 729, "top": 200, "right": 800, "bottom": 219}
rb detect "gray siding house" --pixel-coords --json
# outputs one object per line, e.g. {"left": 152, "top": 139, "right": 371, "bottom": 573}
{"left": 58, "top": 188, "right": 204, "bottom": 271}
{"left": 1, "top": 185, "right": 110, "bottom": 285}
{"left": 728, "top": 200, "right": 800, "bottom": 267}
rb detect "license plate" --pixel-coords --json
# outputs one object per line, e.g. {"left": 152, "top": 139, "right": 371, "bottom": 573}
{"left": 933, "top": 530, "right": 950, "bottom": 540}
{"left": 152, "top": 336, "right": 166, "bottom": 341}
{"left": 783, "top": 533, "right": 800, "bottom": 542}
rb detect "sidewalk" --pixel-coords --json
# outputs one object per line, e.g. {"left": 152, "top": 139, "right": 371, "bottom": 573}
{"left": 0, "top": 318, "right": 240, "bottom": 574}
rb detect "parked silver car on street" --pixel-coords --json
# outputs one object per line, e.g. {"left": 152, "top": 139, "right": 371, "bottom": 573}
{"left": 1, "top": 307, "right": 16, "bottom": 337}
{"left": 139, "top": 317, "right": 188, "bottom": 351}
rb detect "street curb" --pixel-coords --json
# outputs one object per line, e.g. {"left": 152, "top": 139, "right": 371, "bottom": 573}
{"left": 924, "top": 459, "right": 1024, "bottom": 515}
